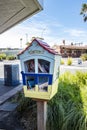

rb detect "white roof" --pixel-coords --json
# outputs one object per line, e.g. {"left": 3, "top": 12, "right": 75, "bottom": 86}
{"left": 0, "top": 0, "right": 43, "bottom": 34}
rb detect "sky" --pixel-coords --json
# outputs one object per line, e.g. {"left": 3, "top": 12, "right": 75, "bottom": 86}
{"left": 0, "top": 0, "right": 87, "bottom": 48}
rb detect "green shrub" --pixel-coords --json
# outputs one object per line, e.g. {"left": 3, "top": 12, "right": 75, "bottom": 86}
{"left": 17, "top": 92, "right": 36, "bottom": 115}
{"left": 60, "top": 59, "right": 65, "bottom": 65}
{"left": 17, "top": 92, "right": 37, "bottom": 129}
{"left": 47, "top": 71, "right": 87, "bottom": 130}
{"left": 0, "top": 53, "right": 6, "bottom": 60}
{"left": 0, "top": 56, "right": 2, "bottom": 61}
{"left": 80, "top": 53, "right": 87, "bottom": 61}
{"left": 67, "top": 57, "right": 72, "bottom": 65}
{"left": 6, "top": 55, "right": 16, "bottom": 60}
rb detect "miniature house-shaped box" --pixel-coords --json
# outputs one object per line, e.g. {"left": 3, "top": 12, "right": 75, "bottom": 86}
{"left": 18, "top": 39, "right": 61, "bottom": 100}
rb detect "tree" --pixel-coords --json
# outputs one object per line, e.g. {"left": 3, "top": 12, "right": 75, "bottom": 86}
{"left": 80, "top": 3, "right": 87, "bottom": 22}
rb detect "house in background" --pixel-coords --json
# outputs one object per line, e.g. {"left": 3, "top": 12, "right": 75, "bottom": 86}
{"left": 53, "top": 40, "right": 87, "bottom": 58}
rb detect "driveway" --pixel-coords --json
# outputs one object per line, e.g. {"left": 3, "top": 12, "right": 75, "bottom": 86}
{"left": 60, "top": 58, "right": 87, "bottom": 75}
{"left": 60, "top": 65, "right": 87, "bottom": 75}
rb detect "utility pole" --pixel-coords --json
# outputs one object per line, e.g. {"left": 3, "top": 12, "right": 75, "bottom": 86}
{"left": 26, "top": 33, "right": 28, "bottom": 44}
{"left": 20, "top": 38, "right": 22, "bottom": 48}
{"left": 41, "top": 28, "right": 46, "bottom": 39}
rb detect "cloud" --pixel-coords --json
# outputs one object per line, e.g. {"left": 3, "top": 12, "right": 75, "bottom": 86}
{"left": 59, "top": 27, "right": 87, "bottom": 45}
{"left": 64, "top": 29, "right": 86, "bottom": 37}
{"left": 0, "top": 17, "right": 87, "bottom": 48}
{"left": 0, "top": 19, "right": 52, "bottom": 48}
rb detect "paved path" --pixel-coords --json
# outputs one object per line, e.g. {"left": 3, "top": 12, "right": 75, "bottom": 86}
{"left": 0, "top": 84, "right": 22, "bottom": 105}
{"left": 0, "top": 60, "right": 23, "bottom": 109}
{"left": 0, "top": 61, "right": 24, "bottom": 130}
{"left": 0, "top": 60, "right": 22, "bottom": 104}
{"left": 60, "top": 58, "right": 87, "bottom": 74}
{"left": 60, "top": 65, "right": 87, "bottom": 75}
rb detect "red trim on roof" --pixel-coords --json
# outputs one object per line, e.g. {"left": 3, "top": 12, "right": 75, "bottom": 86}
{"left": 18, "top": 39, "right": 59, "bottom": 56}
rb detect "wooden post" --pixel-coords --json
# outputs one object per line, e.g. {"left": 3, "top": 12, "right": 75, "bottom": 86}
{"left": 37, "top": 101, "right": 47, "bottom": 130}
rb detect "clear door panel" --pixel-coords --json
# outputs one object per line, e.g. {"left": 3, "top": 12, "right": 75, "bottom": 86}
{"left": 24, "top": 59, "right": 35, "bottom": 73}
{"left": 38, "top": 76, "right": 48, "bottom": 92}
{"left": 26, "top": 76, "right": 35, "bottom": 90}
{"left": 38, "top": 59, "right": 50, "bottom": 73}
{"left": 38, "top": 59, "right": 50, "bottom": 92}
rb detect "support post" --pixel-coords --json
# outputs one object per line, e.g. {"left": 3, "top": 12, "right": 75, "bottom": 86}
{"left": 37, "top": 101, "right": 47, "bottom": 130}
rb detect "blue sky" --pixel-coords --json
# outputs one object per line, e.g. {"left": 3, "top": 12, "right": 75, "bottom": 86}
{"left": 0, "top": 0, "right": 87, "bottom": 48}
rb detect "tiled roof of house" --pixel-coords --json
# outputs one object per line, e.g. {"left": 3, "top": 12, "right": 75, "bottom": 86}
{"left": 60, "top": 45, "right": 87, "bottom": 50}
{"left": 18, "top": 39, "right": 59, "bottom": 55}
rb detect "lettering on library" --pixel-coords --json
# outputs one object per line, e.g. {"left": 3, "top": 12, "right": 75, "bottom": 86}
{"left": 28, "top": 50, "right": 44, "bottom": 54}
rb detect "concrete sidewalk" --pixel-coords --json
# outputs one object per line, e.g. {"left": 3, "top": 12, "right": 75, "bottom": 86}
{"left": 0, "top": 80, "right": 24, "bottom": 130}
{"left": 0, "top": 79, "right": 23, "bottom": 105}
{"left": 60, "top": 65, "right": 87, "bottom": 75}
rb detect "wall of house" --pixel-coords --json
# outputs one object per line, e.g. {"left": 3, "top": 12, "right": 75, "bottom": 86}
{"left": 53, "top": 45, "right": 87, "bottom": 58}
